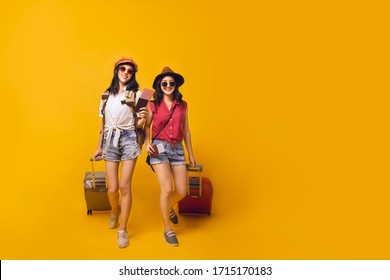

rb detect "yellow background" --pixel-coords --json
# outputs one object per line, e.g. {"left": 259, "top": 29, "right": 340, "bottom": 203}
{"left": 0, "top": 0, "right": 389, "bottom": 259}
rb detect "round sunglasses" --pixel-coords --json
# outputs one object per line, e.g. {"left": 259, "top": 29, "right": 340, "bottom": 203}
{"left": 161, "top": 81, "right": 176, "bottom": 87}
{"left": 119, "top": 66, "right": 134, "bottom": 75}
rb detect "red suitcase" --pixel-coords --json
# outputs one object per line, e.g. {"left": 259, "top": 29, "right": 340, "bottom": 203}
{"left": 178, "top": 164, "right": 213, "bottom": 215}
{"left": 83, "top": 157, "right": 111, "bottom": 215}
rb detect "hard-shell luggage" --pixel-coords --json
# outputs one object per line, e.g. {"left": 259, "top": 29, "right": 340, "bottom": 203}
{"left": 178, "top": 164, "right": 213, "bottom": 215}
{"left": 83, "top": 157, "right": 111, "bottom": 215}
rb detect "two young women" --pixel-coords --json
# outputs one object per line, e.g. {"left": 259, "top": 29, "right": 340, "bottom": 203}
{"left": 94, "top": 58, "right": 195, "bottom": 248}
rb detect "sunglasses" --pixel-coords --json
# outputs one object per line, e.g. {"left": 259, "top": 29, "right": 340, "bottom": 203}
{"left": 161, "top": 81, "right": 176, "bottom": 87}
{"left": 119, "top": 66, "right": 134, "bottom": 75}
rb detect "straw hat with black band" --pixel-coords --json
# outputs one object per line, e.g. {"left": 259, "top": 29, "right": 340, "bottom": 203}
{"left": 152, "top": 66, "right": 184, "bottom": 90}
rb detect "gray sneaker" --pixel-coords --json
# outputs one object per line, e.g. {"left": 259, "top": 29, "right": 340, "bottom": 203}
{"left": 109, "top": 206, "right": 121, "bottom": 229}
{"left": 164, "top": 230, "right": 179, "bottom": 246}
{"left": 169, "top": 209, "right": 179, "bottom": 224}
{"left": 117, "top": 230, "right": 129, "bottom": 248}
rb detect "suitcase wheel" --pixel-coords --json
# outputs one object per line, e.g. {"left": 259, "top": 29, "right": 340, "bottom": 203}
{"left": 87, "top": 209, "right": 92, "bottom": 215}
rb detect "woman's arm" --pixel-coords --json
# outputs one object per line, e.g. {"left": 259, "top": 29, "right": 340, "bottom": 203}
{"left": 183, "top": 106, "right": 196, "bottom": 166}
{"left": 144, "top": 103, "right": 155, "bottom": 155}
{"left": 93, "top": 119, "right": 104, "bottom": 159}
{"left": 136, "top": 107, "right": 148, "bottom": 128}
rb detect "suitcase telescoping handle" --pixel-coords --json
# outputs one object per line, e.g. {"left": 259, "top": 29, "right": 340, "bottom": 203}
{"left": 186, "top": 164, "right": 203, "bottom": 197}
{"left": 90, "top": 156, "right": 103, "bottom": 188}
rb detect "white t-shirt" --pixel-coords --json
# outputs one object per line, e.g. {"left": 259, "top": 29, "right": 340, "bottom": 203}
{"left": 99, "top": 88, "right": 140, "bottom": 147}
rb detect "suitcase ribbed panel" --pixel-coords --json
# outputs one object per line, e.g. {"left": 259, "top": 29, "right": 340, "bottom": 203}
{"left": 178, "top": 177, "right": 213, "bottom": 215}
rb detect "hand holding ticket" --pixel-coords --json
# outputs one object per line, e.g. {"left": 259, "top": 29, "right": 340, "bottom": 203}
{"left": 135, "top": 88, "right": 154, "bottom": 112}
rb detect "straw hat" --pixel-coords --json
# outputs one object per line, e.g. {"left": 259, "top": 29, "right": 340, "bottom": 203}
{"left": 114, "top": 57, "right": 138, "bottom": 72}
{"left": 152, "top": 66, "right": 184, "bottom": 89}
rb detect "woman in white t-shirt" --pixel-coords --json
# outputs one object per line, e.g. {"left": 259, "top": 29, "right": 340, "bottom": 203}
{"left": 93, "top": 57, "right": 148, "bottom": 248}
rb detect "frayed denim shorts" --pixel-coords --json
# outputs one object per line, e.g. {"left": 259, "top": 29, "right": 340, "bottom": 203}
{"left": 102, "top": 130, "right": 140, "bottom": 162}
{"left": 149, "top": 140, "right": 186, "bottom": 166}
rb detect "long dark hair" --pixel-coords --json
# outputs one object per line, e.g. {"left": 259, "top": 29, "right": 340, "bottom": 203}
{"left": 106, "top": 63, "right": 139, "bottom": 94}
{"left": 153, "top": 76, "right": 183, "bottom": 107}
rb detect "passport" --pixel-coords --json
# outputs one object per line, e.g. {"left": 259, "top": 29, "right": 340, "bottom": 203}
{"left": 134, "top": 88, "right": 154, "bottom": 112}
{"left": 151, "top": 143, "right": 165, "bottom": 155}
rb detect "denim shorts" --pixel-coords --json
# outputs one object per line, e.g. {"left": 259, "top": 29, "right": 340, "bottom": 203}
{"left": 102, "top": 130, "right": 140, "bottom": 162}
{"left": 149, "top": 140, "right": 186, "bottom": 166}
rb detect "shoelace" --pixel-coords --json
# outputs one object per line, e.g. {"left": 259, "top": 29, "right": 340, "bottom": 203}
{"left": 110, "top": 213, "right": 118, "bottom": 219}
{"left": 166, "top": 230, "right": 176, "bottom": 237}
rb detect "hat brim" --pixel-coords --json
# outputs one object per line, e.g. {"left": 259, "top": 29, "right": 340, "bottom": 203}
{"left": 153, "top": 72, "right": 184, "bottom": 89}
{"left": 114, "top": 58, "right": 138, "bottom": 72}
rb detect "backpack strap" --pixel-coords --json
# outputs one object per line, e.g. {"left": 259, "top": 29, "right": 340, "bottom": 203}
{"left": 100, "top": 91, "right": 110, "bottom": 148}
{"left": 131, "top": 91, "right": 145, "bottom": 147}
{"left": 121, "top": 90, "right": 136, "bottom": 108}
{"left": 100, "top": 89, "right": 139, "bottom": 118}
{"left": 100, "top": 90, "right": 110, "bottom": 116}
{"left": 101, "top": 89, "right": 136, "bottom": 108}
